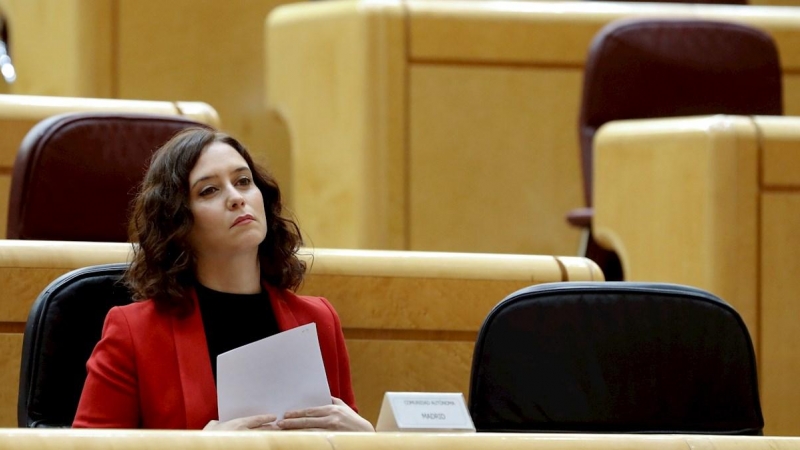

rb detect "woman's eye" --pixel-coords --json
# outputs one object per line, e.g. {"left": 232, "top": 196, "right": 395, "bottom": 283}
{"left": 237, "top": 177, "right": 252, "bottom": 186}
{"left": 199, "top": 186, "right": 217, "bottom": 197}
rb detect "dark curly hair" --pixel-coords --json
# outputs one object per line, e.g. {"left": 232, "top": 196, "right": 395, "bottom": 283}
{"left": 125, "top": 127, "right": 306, "bottom": 315}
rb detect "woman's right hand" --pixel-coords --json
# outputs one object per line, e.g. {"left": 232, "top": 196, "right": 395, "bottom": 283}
{"left": 204, "top": 414, "right": 278, "bottom": 430}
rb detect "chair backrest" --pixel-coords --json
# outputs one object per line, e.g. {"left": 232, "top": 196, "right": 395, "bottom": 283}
{"left": 7, "top": 112, "right": 211, "bottom": 241}
{"left": 18, "top": 263, "right": 132, "bottom": 427}
{"left": 578, "top": 19, "right": 782, "bottom": 207}
{"left": 469, "top": 282, "right": 763, "bottom": 434}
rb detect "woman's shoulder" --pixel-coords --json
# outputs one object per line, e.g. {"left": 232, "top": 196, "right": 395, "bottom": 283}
{"left": 108, "top": 299, "right": 170, "bottom": 325}
{"left": 278, "top": 288, "right": 331, "bottom": 308}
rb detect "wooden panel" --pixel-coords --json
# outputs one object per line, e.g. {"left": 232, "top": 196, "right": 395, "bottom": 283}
{"left": 760, "top": 193, "right": 800, "bottom": 436}
{"left": 407, "top": 1, "right": 800, "bottom": 70}
{"left": 785, "top": 76, "right": 800, "bottom": 118}
{"left": 348, "top": 340, "right": 473, "bottom": 425}
{"left": 269, "top": 0, "right": 800, "bottom": 254}
{"left": 305, "top": 276, "right": 535, "bottom": 331}
{"left": 267, "top": 0, "right": 407, "bottom": 249}
{"left": 0, "top": 0, "right": 113, "bottom": 97}
{"left": 116, "top": 0, "right": 301, "bottom": 198}
{"left": 757, "top": 116, "right": 800, "bottom": 187}
{"left": 0, "top": 241, "right": 599, "bottom": 427}
{"left": 0, "top": 334, "right": 21, "bottom": 427}
{"left": 593, "top": 116, "right": 759, "bottom": 354}
{"left": 409, "top": 65, "right": 582, "bottom": 255}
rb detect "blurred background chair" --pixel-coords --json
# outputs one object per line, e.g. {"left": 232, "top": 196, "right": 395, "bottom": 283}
{"left": 569, "top": 18, "right": 783, "bottom": 280}
{"left": 7, "top": 112, "right": 211, "bottom": 241}
{"left": 469, "top": 282, "right": 762, "bottom": 434}
{"left": 18, "top": 263, "right": 131, "bottom": 427}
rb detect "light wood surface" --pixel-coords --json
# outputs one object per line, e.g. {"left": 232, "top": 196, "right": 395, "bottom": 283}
{"left": 115, "top": 0, "right": 299, "bottom": 194}
{"left": 0, "top": 240, "right": 601, "bottom": 427}
{"left": 592, "top": 115, "right": 800, "bottom": 436}
{"left": 0, "top": 1, "right": 299, "bottom": 196}
{"left": 0, "top": 94, "right": 219, "bottom": 239}
{"left": 267, "top": 0, "right": 800, "bottom": 257}
{"left": 0, "top": 430, "right": 794, "bottom": 449}
{"left": 0, "top": 1, "right": 112, "bottom": 98}
{"left": 760, "top": 193, "right": 800, "bottom": 435}
{"left": 267, "top": 0, "right": 407, "bottom": 249}
{"left": 408, "top": 65, "right": 582, "bottom": 254}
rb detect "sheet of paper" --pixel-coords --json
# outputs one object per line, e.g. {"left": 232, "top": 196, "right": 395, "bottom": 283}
{"left": 217, "top": 322, "right": 331, "bottom": 422}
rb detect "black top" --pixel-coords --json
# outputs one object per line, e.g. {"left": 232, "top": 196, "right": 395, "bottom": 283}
{"left": 195, "top": 283, "right": 281, "bottom": 383}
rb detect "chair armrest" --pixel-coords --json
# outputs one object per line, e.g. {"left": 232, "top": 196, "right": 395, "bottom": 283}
{"left": 566, "top": 207, "right": 593, "bottom": 228}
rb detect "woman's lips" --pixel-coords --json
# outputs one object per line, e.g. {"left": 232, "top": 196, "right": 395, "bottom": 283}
{"left": 232, "top": 215, "right": 255, "bottom": 227}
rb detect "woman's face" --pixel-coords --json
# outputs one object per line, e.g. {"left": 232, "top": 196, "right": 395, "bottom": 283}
{"left": 186, "top": 141, "right": 268, "bottom": 259}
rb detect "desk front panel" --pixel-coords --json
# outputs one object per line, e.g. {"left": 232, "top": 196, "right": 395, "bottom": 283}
{"left": 0, "top": 242, "right": 600, "bottom": 426}
{"left": 268, "top": 0, "right": 800, "bottom": 257}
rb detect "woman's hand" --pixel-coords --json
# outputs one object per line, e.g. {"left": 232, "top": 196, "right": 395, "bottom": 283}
{"left": 204, "top": 414, "right": 278, "bottom": 430}
{"left": 278, "top": 397, "right": 375, "bottom": 432}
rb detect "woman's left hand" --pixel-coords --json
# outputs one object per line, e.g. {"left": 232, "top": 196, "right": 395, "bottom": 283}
{"left": 278, "top": 397, "right": 375, "bottom": 431}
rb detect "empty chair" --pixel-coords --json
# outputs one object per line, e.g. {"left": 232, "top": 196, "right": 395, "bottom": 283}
{"left": 18, "top": 263, "right": 132, "bottom": 427}
{"left": 570, "top": 19, "right": 783, "bottom": 280}
{"left": 469, "top": 282, "right": 762, "bottom": 434}
{"left": 7, "top": 112, "right": 211, "bottom": 241}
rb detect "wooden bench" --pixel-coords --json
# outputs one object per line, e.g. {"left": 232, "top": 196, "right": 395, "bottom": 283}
{"left": 0, "top": 240, "right": 601, "bottom": 426}
{"left": 593, "top": 115, "right": 800, "bottom": 436}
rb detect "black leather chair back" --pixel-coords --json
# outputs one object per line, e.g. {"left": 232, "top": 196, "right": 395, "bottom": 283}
{"left": 18, "top": 263, "right": 132, "bottom": 427}
{"left": 469, "top": 282, "right": 763, "bottom": 434}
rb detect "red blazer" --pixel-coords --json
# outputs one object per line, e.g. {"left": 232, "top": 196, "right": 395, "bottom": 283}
{"left": 73, "top": 284, "right": 356, "bottom": 429}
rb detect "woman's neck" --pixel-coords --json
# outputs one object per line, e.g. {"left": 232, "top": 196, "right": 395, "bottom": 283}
{"left": 193, "top": 251, "right": 261, "bottom": 294}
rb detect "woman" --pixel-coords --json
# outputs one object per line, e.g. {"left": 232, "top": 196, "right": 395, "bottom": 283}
{"left": 73, "top": 128, "right": 373, "bottom": 431}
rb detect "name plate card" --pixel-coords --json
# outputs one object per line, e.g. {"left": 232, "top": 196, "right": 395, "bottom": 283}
{"left": 375, "top": 392, "right": 476, "bottom": 432}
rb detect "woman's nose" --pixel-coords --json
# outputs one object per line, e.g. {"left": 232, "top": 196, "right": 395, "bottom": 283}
{"left": 226, "top": 185, "right": 246, "bottom": 209}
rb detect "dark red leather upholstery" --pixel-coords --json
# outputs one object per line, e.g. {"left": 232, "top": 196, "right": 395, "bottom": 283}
{"left": 579, "top": 19, "right": 782, "bottom": 207}
{"left": 573, "top": 19, "right": 782, "bottom": 279}
{"left": 8, "top": 113, "right": 211, "bottom": 241}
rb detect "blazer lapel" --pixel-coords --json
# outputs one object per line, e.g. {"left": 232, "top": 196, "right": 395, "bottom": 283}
{"left": 266, "top": 283, "right": 299, "bottom": 331}
{"left": 171, "top": 290, "right": 217, "bottom": 429}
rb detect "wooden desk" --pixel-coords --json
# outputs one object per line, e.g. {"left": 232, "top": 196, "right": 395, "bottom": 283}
{"left": 0, "top": 429, "right": 796, "bottom": 449}
{"left": 593, "top": 115, "right": 800, "bottom": 436}
{"left": 0, "top": 241, "right": 600, "bottom": 427}
{"left": 0, "top": 94, "right": 220, "bottom": 238}
{"left": 266, "top": 0, "right": 800, "bottom": 256}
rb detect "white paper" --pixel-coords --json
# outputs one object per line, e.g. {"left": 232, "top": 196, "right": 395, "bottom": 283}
{"left": 216, "top": 323, "right": 331, "bottom": 421}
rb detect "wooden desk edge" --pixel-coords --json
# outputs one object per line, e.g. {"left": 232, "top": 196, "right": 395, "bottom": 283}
{"left": 0, "top": 241, "right": 598, "bottom": 281}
